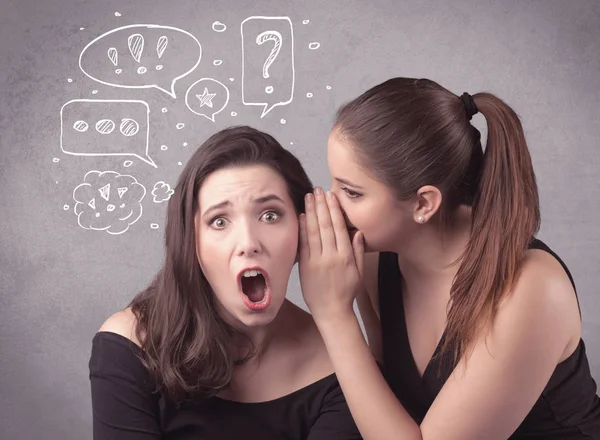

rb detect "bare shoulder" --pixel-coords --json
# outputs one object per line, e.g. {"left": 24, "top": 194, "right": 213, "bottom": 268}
{"left": 491, "top": 247, "right": 581, "bottom": 360}
{"left": 98, "top": 307, "right": 142, "bottom": 347}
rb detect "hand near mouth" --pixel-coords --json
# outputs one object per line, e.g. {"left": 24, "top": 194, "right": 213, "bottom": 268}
{"left": 298, "top": 187, "right": 365, "bottom": 324}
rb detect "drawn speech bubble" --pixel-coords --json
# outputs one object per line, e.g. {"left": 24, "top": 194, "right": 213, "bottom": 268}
{"left": 73, "top": 170, "right": 146, "bottom": 235}
{"left": 79, "top": 24, "right": 202, "bottom": 98}
{"left": 241, "top": 16, "right": 295, "bottom": 118}
{"left": 185, "top": 78, "right": 230, "bottom": 122}
{"left": 60, "top": 99, "right": 156, "bottom": 168}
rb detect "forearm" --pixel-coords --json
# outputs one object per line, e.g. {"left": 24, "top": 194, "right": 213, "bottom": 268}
{"left": 316, "top": 314, "right": 422, "bottom": 440}
{"left": 355, "top": 294, "right": 383, "bottom": 362}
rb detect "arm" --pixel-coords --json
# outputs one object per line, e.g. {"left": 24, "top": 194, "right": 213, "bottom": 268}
{"left": 90, "top": 310, "right": 162, "bottom": 439}
{"left": 354, "top": 252, "right": 383, "bottom": 363}
{"left": 307, "top": 379, "right": 363, "bottom": 440}
{"left": 317, "top": 252, "right": 579, "bottom": 440}
{"left": 299, "top": 189, "right": 580, "bottom": 440}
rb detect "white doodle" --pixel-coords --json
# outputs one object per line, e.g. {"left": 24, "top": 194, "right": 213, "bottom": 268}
{"left": 280, "top": 119, "right": 286, "bottom": 124}
{"left": 306, "top": 92, "right": 313, "bottom": 98}
{"left": 183, "top": 142, "right": 188, "bottom": 146}
{"left": 302, "top": 20, "right": 310, "bottom": 24}
{"left": 241, "top": 16, "right": 295, "bottom": 118}
{"left": 212, "top": 21, "right": 227, "bottom": 32}
{"left": 178, "top": 161, "right": 182, "bottom": 166}
{"left": 73, "top": 170, "right": 146, "bottom": 235}
{"left": 229, "top": 78, "right": 234, "bottom": 81}
{"left": 185, "top": 78, "right": 230, "bottom": 122}
{"left": 53, "top": 158, "right": 60, "bottom": 163}
{"left": 161, "top": 107, "right": 168, "bottom": 113}
{"left": 326, "top": 85, "right": 331, "bottom": 90}
{"left": 176, "top": 123, "right": 185, "bottom": 129}
{"left": 231, "top": 111, "right": 237, "bottom": 116}
{"left": 92, "top": 90, "right": 98, "bottom": 94}
{"left": 60, "top": 99, "right": 156, "bottom": 168}
{"left": 160, "top": 145, "right": 168, "bottom": 150}
{"left": 79, "top": 24, "right": 202, "bottom": 99}
{"left": 151, "top": 181, "right": 174, "bottom": 203}
{"left": 213, "top": 60, "right": 223, "bottom": 66}
{"left": 123, "top": 160, "right": 133, "bottom": 167}
{"left": 157, "top": 36, "right": 168, "bottom": 58}
{"left": 67, "top": 78, "right": 73, "bottom": 82}
{"left": 151, "top": 223, "right": 159, "bottom": 229}
{"left": 115, "top": 12, "right": 121, "bottom": 17}
{"left": 308, "top": 42, "right": 320, "bottom": 50}
{"left": 63, "top": 204, "right": 70, "bottom": 210}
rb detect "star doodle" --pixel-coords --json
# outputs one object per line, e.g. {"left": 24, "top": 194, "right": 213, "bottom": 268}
{"left": 196, "top": 87, "right": 216, "bottom": 108}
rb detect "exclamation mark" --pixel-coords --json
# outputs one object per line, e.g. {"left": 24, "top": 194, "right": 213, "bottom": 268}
{"left": 108, "top": 47, "right": 121, "bottom": 75}
{"left": 128, "top": 33, "right": 146, "bottom": 74}
{"left": 156, "top": 35, "right": 168, "bottom": 71}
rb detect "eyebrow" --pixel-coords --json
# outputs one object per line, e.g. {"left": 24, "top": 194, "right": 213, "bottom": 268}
{"left": 202, "top": 194, "right": 285, "bottom": 218}
{"left": 334, "top": 177, "right": 364, "bottom": 189}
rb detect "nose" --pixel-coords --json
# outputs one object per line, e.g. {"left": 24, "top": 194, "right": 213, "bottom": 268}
{"left": 235, "top": 221, "right": 262, "bottom": 256}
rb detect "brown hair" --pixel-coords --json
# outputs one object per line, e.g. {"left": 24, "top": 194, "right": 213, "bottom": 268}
{"left": 129, "top": 126, "right": 313, "bottom": 405}
{"left": 334, "top": 77, "right": 540, "bottom": 367}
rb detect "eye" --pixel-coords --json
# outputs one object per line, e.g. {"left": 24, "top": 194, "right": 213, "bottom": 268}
{"left": 210, "top": 217, "right": 228, "bottom": 229}
{"left": 341, "top": 187, "right": 362, "bottom": 199}
{"left": 261, "top": 210, "right": 281, "bottom": 222}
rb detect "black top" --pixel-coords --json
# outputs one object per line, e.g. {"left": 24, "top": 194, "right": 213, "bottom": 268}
{"left": 378, "top": 238, "right": 600, "bottom": 439}
{"left": 89, "top": 331, "right": 362, "bottom": 440}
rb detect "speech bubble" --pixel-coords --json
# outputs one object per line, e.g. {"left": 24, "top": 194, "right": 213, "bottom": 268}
{"left": 73, "top": 170, "right": 146, "bottom": 235}
{"left": 60, "top": 99, "right": 156, "bottom": 168}
{"left": 79, "top": 24, "right": 202, "bottom": 98}
{"left": 185, "top": 78, "right": 230, "bottom": 122}
{"left": 241, "top": 16, "right": 295, "bottom": 118}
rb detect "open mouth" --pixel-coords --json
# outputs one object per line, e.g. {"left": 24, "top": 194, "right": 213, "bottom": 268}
{"left": 238, "top": 267, "right": 272, "bottom": 310}
{"left": 241, "top": 269, "right": 267, "bottom": 303}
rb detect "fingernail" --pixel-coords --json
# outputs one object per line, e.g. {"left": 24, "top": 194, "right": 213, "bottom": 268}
{"left": 326, "top": 190, "right": 332, "bottom": 200}
{"left": 306, "top": 193, "right": 313, "bottom": 201}
{"left": 314, "top": 187, "right": 323, "bottom": 195}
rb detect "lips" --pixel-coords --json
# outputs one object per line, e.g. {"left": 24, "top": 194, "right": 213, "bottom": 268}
{"left": 236, "top": 266, "right": 272, "bottom": 311}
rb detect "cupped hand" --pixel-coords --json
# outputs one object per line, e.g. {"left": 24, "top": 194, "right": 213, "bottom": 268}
{"left": 298, "top": 187, "right": 365, "bottom": 323}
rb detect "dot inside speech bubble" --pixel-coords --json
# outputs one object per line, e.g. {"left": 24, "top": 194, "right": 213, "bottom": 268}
{"left": 185, "top": 78, "right": 230, "bottom": 122}
{"left": 60, "top": 99, "right": 156, "bottom": 168}
{"left": 79, "top": 24, "right": 202, "bottom": 98}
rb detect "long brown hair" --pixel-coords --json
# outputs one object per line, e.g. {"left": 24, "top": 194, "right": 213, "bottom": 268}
{"left": 334, "top": 77, "right": 540, "bottom": 368}
{"left": 129, "top": 126, "right": 313, "bottom": 405}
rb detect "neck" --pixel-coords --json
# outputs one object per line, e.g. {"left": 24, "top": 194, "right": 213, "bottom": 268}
{"left": 229, "top": 300, "right": 293, "bottom": 360}
{"left": 393, "top": 205, "right": 472, "bottom": 294}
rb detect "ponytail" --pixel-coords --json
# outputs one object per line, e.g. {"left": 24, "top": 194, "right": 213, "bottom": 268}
{"left": 440, "top": 92, "right": 541, "bottom": 366}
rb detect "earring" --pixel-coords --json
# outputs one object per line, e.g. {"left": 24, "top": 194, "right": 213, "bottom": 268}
{"left": 417, "top": 216, "right": 425, "bottom": 223}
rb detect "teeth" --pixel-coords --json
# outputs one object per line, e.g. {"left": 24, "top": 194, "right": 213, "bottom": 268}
{"left": 242, "top": 269, "right": 262, "bottom": 277}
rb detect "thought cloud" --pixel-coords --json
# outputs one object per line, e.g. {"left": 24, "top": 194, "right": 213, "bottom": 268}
{"left": 73, "top": 170, "right": 146, "bottom": 235}
{"left": 79, "top": 24, "right": 202, "bottom": 98}
{"left": 185, "top": 78, "right": 230, "bottom": 122}
{"left": 60, "top": 99, "right": 155, "bottom": 167}
{"left": 151, "top": 181, "right": 174, "bottom": 203}
{"left": 241, "top": 16, "right": 295, "bottom": 118}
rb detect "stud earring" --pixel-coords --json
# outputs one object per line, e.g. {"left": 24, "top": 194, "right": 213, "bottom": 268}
{"left": 417, "top": 216, "right": 425, "bottom": 223}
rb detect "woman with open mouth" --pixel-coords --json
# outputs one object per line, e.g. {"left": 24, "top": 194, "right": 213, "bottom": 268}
{"left": 88, "top": 126, "right": 362, "bottom": 440}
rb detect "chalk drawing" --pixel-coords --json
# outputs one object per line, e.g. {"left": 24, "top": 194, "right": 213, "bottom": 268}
{"left": 185, "top": 78, "right": 230, "bottom": 122}
{"left": 73, "top": 170, "right": 146, "bottom": 235}
{"left": 151, "top": 181, "right": 174, "bottom": 203}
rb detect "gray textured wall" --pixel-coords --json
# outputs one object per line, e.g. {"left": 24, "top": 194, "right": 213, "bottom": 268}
{"left": 1, "top": 0, "right": 599, "bottom": 438}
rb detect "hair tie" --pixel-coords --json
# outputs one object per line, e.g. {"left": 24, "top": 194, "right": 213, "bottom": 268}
{"left": 460, "top": 92, "right": 479, "bottom": 120}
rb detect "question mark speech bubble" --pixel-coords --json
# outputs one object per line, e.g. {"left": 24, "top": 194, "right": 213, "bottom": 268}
{"left": 241, "top": 16, "right": 294, "bottom": 118}
{"left": 79, "top": 24, "right": 202, "bottom": 99}
{"left": 60, "top": 99, "right": 156, "bottom": 168}
{"left": 185, "top": 78, "right": 230, "bottom": 122}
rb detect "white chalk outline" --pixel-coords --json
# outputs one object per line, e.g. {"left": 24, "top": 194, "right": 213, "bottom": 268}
{"left": 72, "top": 170, "right": 146, "bottom": 235}
{"left": 185, "top": 77, "right": 230, "bottom": 122}
{"left": 151, "top": 181, "right": 174, "bottom": 203}
{"left": 241, "top": 16, "right": 295, "bottom": 118}
{"left": 60, "top": 99, "right": 157, "bottom": 168}
{"left": 79, "top": 24, "right": 202, "bottom": 99}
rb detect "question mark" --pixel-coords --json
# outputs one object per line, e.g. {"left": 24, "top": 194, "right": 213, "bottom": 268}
{"left": 256, "top": 30, "right": 282, "bottom": 94}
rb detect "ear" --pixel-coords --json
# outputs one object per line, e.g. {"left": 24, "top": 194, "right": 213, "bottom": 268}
{"left": 412, "top": 185, "right": 442, "bottom": 224}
